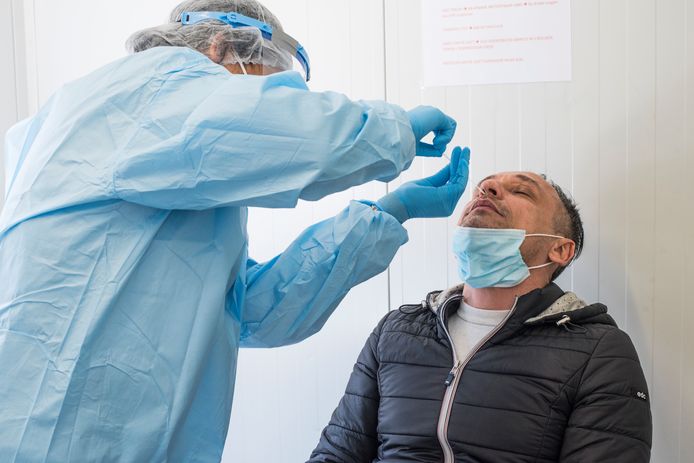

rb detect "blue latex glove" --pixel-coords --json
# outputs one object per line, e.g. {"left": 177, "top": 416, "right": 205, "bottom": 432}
{"left": 407, "top": 106, "right": 458, "bottom": 157}
{"left": 376, "top": 146, "right": 471, "bottom": 223}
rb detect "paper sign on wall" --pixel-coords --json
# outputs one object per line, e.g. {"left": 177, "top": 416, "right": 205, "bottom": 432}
{"left": 422, "top": 0, "right": 572, "bottom": 87}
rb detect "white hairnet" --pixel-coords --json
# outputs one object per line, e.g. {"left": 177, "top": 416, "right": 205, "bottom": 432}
{"left": 126, "top": 0, "right": 292, "bottom": 70}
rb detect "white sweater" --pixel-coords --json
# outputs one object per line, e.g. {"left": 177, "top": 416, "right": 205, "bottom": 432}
{"left": 447, "top": 300, "right": 510, "bottom": 362}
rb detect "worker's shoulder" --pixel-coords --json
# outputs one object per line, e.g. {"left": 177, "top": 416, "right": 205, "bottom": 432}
{"left": 56, "top": 47, "right": 225, "bottom": 103}
{"left": 119, "top": 46, "right": 224, "bottom": 77}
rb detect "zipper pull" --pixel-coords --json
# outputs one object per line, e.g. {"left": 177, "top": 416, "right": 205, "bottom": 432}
{"left": 444, "top": 362, "right": 461, "bottom": 386}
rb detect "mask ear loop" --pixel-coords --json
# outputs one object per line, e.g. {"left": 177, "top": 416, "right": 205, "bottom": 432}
{"left": 524, "top": 234, "right": 573, "bottom": 271}
{"left": 526, "top": 233, "right": 565, "bottom": 239}
{"left": 527, "top": 261, "right": 555, "bottom": 270}
{"left": 230, "top": 46, "right": 248, "bottom": 75}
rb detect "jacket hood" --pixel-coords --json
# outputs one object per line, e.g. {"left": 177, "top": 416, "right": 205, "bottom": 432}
{"left": 426, "top": 283, "right": 614, "bottom": 329}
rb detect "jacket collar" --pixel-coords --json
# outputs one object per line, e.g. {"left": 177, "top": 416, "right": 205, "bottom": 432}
{"left": 428, "top": 282, "right": 566, "bottom": 321}
{"left": 426, "top": 283, "right": 610, "bottom": 343}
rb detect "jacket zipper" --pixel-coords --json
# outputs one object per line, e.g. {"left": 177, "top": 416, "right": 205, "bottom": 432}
{"left": 435, "top": 295, "right": 519, "bottom": 463}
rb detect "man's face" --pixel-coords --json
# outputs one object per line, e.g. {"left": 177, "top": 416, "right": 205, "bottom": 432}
{"left": 458, "top": 172, "right": 561, "bottom": 235}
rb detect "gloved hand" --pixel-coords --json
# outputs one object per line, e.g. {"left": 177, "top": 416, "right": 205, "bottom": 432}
{"left": 407, "top": 106, "right": 458, "bottom": 157}
{"left": 376, "top": 146, "right": 471, "bottom": 223}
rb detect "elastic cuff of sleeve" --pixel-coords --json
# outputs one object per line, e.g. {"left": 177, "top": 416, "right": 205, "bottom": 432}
{"left": 374, "top": 196, "right": 409, "bottom": 224}
{"left": 357, "top": 199, "right": 383, "bottom": 212}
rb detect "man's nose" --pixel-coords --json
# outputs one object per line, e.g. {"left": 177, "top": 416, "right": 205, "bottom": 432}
{"left": 479, "top": 179, "right": 500, "bottom": 197}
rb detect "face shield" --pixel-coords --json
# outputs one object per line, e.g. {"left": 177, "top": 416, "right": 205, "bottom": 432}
{"left": 180, "top": 11, "right": 311, "bottom": 81}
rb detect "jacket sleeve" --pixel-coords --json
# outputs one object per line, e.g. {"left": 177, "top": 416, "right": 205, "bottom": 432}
{"left": 307, "top": 313, "right": 389, "bottom": 463}
{"left": 238, "top": 201, "right": 407, "bottom": 348}
{"left": 559, "top": 328, "right": 652, "bottom": 462}
{"left": 112, "top": 70, "right": 415, "bottom": 210}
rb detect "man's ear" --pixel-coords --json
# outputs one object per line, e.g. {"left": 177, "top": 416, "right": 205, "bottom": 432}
{"left": 206, "top": 32, "right": 227, "bottom": 63}
{"left": 549, "top": 238, "right": 575, "bottom": 267}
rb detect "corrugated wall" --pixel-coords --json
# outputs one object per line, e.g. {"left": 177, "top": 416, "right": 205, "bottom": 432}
{"left": 0, "top": 0, "right": 21, "bottom": 205}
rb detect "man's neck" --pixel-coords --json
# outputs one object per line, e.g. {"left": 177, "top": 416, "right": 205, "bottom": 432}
{"left": 462, "top": 275, "right": 550, "bottom": 310}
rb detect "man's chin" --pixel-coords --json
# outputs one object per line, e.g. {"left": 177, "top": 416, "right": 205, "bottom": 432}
{"left": 459, "top": 216, "right": 506, "bottom": 229}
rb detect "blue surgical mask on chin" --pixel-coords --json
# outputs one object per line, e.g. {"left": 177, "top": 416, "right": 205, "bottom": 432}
{"left": 452, "top": 227, "right": 564, "bottom": 288}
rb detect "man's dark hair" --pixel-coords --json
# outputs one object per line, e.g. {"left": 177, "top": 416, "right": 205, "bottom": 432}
{"left": 541, "top": 176, "right": 584, "bottom": 281}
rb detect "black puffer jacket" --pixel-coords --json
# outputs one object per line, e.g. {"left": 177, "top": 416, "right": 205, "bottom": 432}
{"left": 308, "top": 283, "right": 652, "bottom": 462}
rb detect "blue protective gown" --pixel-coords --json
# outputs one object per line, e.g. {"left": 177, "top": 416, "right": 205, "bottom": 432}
{"left": 0, "top": 47, "right": 412, "bottom": 462}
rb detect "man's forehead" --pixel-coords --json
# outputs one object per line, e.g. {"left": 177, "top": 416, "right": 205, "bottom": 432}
{"left": 478, "top": 171, "right": 550, "bottom": 188}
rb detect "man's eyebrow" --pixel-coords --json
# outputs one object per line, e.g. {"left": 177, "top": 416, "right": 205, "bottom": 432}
{"left": 476, "top": 173, "right": 542, "bottom": 190}
{"left": 476, "top": 174, "right": 496, "bottom": 186}
{"left": 513, "top": 174, "right": 542, "bottom": 191}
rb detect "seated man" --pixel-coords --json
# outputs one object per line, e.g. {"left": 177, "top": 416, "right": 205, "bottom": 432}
{"left": 308, "top": 172, "right": 652, "bottom": 463}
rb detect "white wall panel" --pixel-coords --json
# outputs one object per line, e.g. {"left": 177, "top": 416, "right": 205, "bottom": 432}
{"left": 598, "top": 0, "right": 628, "bottom": 327}
{"left": 652, "top": 0, "right": 688, "bottom": 461}
{"left": 544, "top": 82, "right": 573, "bottom": 291}
{"left": 494, "top": 86, "right": 521, "bottom": 171}
{"left": 569, "top": 0, "right": 601, "bottom": 303}
{"left": 683, "top": 4, "right": 694, "bottom": 461}
{"left": 29, "top": 0, "right": 183, "bottom": 106}
{"left": 519, "top": 84, "right": 548, "bottom": 173}
{"left": 0, "top": 0, "right": 20, "bottom": 206}
{"left": 625, "top": 0, "right": 656, "bottom": 390}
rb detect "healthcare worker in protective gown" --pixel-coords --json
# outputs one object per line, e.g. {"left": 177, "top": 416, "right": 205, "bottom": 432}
{"left": 0, "top": 0, "right": 471, "bottom": 461}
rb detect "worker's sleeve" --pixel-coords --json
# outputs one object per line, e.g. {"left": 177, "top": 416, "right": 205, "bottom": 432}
{"left": 559, "top": 328, "right": 652, "bottom": 462}
{"left": 238, "top": 200, "right": 407, "bottom": 348}
{"left": 307, "top": 314, "right": 389, "bottom": 463}
{"left": 111, "top": 71, "right": 415, "bottom": 210}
